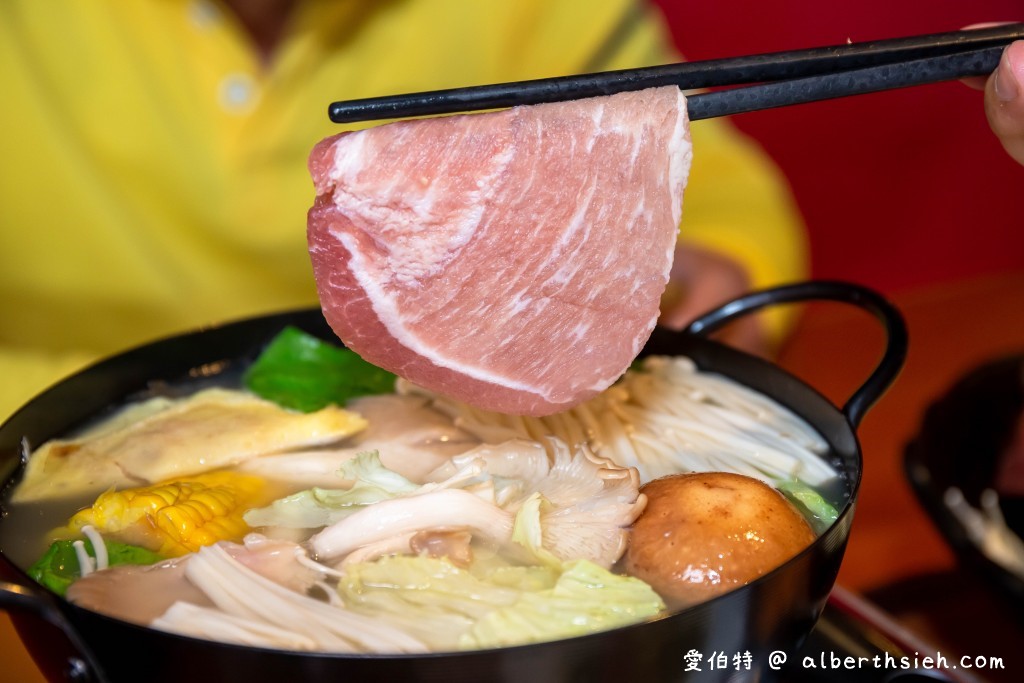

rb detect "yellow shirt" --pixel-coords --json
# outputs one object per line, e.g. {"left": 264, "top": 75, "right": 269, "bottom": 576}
{"left": 0, "top": 0, "right": 807, "bottom": 419}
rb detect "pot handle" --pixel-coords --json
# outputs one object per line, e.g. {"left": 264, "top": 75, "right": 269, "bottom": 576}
{"left": 684, "top": 280, "right": 908, "bottom": 429}
{"left": 0, "top": 579, "right": 108, "bottom": 682}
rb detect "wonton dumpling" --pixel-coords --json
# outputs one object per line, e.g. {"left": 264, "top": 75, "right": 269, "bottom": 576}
{"left": 14, "top": 388, "right": 366, "bottom": 502}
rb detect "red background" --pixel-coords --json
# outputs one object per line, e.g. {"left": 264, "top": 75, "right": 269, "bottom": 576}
{"left": 653, "top": 0, "right": 1024, "bottom": 293}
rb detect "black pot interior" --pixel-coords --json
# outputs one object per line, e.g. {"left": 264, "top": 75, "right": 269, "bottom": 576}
{"left": 0, "top": 308, "right": 863, "bottom": 683}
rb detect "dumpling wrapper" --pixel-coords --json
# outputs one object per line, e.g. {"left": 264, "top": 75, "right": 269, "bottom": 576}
{"left": 13, "top": 388, "right": 367, "bottom": 503}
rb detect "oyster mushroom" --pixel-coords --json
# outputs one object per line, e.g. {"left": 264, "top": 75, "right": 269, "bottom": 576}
{"left": 307, "top": 438, "right": 644, "bottom": 569}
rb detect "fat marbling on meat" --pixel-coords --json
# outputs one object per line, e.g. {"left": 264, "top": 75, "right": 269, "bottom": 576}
{"left": 307, "top": 86, "right": 691, "bottom": 416}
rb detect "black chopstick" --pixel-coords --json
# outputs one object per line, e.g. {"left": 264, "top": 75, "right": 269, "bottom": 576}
{"left": 327, "top": 23, "right": 1024, "bottom": 124}
{"left": 687, "top": 44, "right": 1005, "bottom": 120}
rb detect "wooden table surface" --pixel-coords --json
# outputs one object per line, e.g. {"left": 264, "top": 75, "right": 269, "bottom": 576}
{"left": 3, "top": 270, "right": 1023, "bottom": 682}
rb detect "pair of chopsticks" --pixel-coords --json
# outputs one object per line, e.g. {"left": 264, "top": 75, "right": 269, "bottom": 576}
{"left": 328, "top": 23, "right": 1024, "bottom": 124}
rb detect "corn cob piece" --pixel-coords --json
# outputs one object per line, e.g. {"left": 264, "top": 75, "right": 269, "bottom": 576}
{"left": 65, "top": 471, "right": 268, "bottom": 556}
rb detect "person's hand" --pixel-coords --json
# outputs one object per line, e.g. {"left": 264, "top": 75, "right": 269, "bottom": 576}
{"left": 659, "top": 244, "right": 767, "bottom": 357}
{"left": 965, "top": 39, "right": 1024, "bottom": 165}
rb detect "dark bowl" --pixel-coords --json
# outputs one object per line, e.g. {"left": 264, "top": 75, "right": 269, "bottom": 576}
{"left": 904, "top": 353, "right": 1024, "bottom": 615}
{"left": 0, "top": 281, "right": 906, "bottom": 683}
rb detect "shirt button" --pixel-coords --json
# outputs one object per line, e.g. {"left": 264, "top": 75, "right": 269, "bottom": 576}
{"left": 219, "top": 73, "right": 259, "bottom": 113}
{"left": 189, "top": 0, "right": 220, "bottom": 28}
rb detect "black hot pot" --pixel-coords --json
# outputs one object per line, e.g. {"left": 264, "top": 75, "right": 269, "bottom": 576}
{"left": 0, "top": 281, "right": 907, "bottom": 683}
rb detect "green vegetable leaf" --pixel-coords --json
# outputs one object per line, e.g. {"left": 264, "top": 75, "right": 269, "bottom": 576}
{"left": 243, "top": 326, "right": 396, "bottom": 412}
{"left": 27, "top": 539, "right": 164, "bottom": 596}
{"left": 776, "top": 479, "right": 840, "bottom": 534}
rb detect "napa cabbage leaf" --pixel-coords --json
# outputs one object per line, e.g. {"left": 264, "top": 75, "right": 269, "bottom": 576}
{"left": 335, "top": 554, "right": 664, "bottom": 650}
{"left": 463, "top": 559, "right": 665, "bottom": 649}
{"left": 776, "top": 478, "right": 840, "bottom": 533}
{"left": 243, "top": 451, "right": 418, "bottom": 528}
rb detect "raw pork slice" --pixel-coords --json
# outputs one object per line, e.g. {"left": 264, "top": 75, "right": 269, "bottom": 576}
{"left": 307, "top": 86, "right": 691, "bottom": 416}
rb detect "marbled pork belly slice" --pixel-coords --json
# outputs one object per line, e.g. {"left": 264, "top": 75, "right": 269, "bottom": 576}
{"left": 307, "top": 86, "right": 691, "bottom": 416}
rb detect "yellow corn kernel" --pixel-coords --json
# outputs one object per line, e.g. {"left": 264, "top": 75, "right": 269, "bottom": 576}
{"left": 65, "top": 471, "right": 267, "bottom": 556}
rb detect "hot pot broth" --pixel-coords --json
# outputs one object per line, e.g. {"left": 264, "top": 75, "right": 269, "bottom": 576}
{"left": 0, "top": 367, "right": 255, "bottom": 569}
{"left": 1, "top": 325, "right": 843, "bottom": 654}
